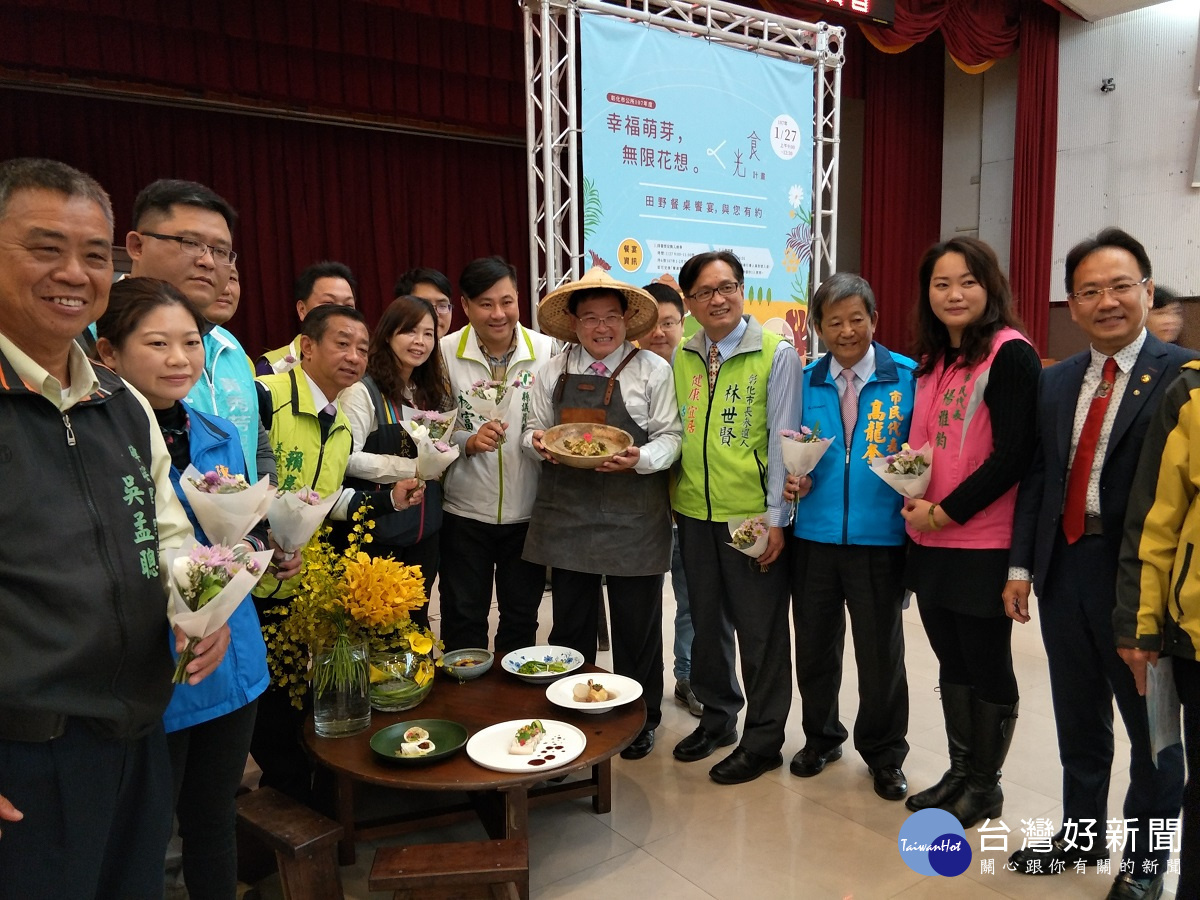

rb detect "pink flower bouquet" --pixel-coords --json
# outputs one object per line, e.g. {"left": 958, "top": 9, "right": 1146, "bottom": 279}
{"left": 727, "top": 514, "right": 770, "bottom": 559}
{"left": 868, "top": 442, "right": 933, "bottom": 499}
{"left": 465, "top": 378, "right": 523, "bottom": 445}
{"left": 180, "top": 464, "right": 274, "bottom": 545}
{"left": 165, "top": 539, "right": 273, "bottom": 683}
{"left": 401, "top": 409, "right": 461, "bottom": 481}
{"left": 779, "top": 425, "right": 833, "bottom": 478}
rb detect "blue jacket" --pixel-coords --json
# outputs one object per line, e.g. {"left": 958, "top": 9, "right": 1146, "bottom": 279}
{"left": 185, "top": 325, "right": 261, "bottom": 482}
{"left": 792, "top": 343, "right": 917, "bottom": 547}
{"left": 162, "top": 406, "right": 270, "bottom": 733}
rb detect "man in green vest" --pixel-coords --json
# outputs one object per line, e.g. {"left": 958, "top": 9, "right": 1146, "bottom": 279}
{"left": 251, "top": 303, "right": 421, "bottom": 802}
{"left": 670, "top": 250, "right": 802, "bottom": 785}
{"left": 256, "top": 260, "right": 357, "bottom": 375}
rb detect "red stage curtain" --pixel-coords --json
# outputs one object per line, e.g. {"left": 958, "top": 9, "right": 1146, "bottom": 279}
{"left": 0, "top": 1, "right": 527, "bottom": 139}
{"left": 0, "top": 88, "right": 530, "bottom": 357}
{"left": 859, "top": 36, "right": 945, "bottom": 355}
{"left": 1009, "top": 0, "right": 1058, "bottom": 354}
{"left": 859, "top": 0, "right": 1021, "bottom": 71}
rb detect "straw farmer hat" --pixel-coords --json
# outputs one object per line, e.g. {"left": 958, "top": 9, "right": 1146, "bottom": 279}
{"left": 536, "top": 267, "right": 659, "bottom": 343}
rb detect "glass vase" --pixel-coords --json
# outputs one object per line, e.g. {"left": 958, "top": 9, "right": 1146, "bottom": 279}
{"left": 369, "top": 649, "right": 435, "bottom": 713}
{"left": 312, "top": 638, "right": 371, "bottom": 738}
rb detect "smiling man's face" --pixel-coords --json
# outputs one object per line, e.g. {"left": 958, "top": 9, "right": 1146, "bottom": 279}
{"left": 572, "top": 292, "right": 627, "bottom": 359}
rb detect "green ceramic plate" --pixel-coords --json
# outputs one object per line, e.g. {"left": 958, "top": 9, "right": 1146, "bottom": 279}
{"left": 370, "top": 718, "right": 469, "bottom": 765}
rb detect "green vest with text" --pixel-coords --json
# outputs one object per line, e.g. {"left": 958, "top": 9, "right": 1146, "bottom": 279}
{"left": 254, "top": 368, "right": 351, "bottom": 599}
{"left": 671, "top": 319, "right": 781, "bottom": 521}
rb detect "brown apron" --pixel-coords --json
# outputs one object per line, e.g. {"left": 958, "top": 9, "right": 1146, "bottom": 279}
{"left": 522, "top": 347, "right": 672, "bottom": 576}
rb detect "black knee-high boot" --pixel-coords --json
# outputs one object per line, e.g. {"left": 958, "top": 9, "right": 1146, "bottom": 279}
{"left": 906, "top": 682, "right": 973, "bottom": 812}
{"left": 943, "top": 698, "right": 1018, "bottom": 828}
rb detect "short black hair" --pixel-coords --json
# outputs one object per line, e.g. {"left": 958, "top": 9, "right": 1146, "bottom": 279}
{"left": 300, "top": 303, "right": 367, "bottom": 344}
{"left": 294, "top": 261, "right": 357, "bottom": 304}
{"left": 131, "top": 179, "right": 237, "bottom": 232}
{"left": 1152, "top": 285, "right": 1180, "bottom": 310}
{"left": 643, "top": 282, "right": 684, "bottom": 318}
{"left": 678, "top": 250, "right": 744, "bottom": 295}
{"left": 394, "top": 267, "right": 452, "bottom": 300}
{"left": 810, "top": 273, "right": 876, "bottom": 330}
{"left": 567, "top": 287, "right": 626, "bottom": 316}
{"left": 1064, "top": 227, "right": 1152, "bottom": 295}
{"left": 460, "top": 256, "right": 518, "bottom": 301}
{"left": 0, "top": 157, "right": 113, "bottom": 227}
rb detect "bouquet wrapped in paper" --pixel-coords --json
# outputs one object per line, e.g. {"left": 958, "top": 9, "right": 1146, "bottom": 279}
{"left": 727, "top": 515, "right": 769, "bottom": 559}
{"left": 464, "top": 378, "right": 522, "bottom": 444}
{"left": 868, "top": 442, "right": 933, "bottom": 499}
{"left": 165, "top": 539, "right": 273, "bottom": 683}
{"left": 400, "top": 409, "right": 460, "bottom": 481}
{"left": 180, "top": 464, "right": 274, "bottom": 546}
{"left": 267, "top": 486, "right": 339, "bottom": 555}
{"left": 779, "top": 425, "right": 833, "bottom": 478}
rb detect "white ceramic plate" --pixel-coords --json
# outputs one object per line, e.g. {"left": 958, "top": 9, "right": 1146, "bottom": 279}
{"left": 499, "top": 645, "right": 585, "bottom": 684}
{"left": 465, "top": 719, "right": 586, "bottom": 774}
{"left": 545, "top": 673, "right": 643, "bottom": 715}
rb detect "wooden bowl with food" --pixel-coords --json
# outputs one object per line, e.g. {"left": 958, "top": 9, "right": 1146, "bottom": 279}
{"left": 542, "top": 423, "right": 634, "bottom": 469}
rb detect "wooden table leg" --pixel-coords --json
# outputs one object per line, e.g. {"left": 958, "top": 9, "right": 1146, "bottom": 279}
{"left": 504, "top": 786, "right": 529, "bottom": 839}
{"left": 592, "top": 760, "right": 611, "bottom": 814}
{"left": 334, "top": 773, "right": 357, "bottom": 866}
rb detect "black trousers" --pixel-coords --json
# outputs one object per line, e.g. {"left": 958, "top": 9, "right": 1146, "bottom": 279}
{"left": 437, "top": 513, "right": 544, "bottom": 657}
{"left": 1040, "top": 533, "right": 1184, "bottom": 869}
{"left": 167, "top": 699, "right": 259, "bottom": 900}
{"left": 548, "top": 569, "right": 664, "bottom": 730}
{"left": 790, "top": 538, "right": 909, "bottom": 768}
{"left": 0, "top": 720, "right": 173, "bottom": 900}
{"left": 676, "top": 514, "right": 792, "bottom": 756}
{"left": 1174, "top": 656, "right": 1200, "bottom": 896}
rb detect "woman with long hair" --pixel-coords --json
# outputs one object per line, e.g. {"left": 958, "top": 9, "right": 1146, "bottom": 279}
{"left": 899, "top": 238, "right": 1041, "bottom": 827}
{"left": 95, "top": 277, "right": 291, "bottom": 900}
{"left": 340, "top": 295, "right": 454, "bottom": 629}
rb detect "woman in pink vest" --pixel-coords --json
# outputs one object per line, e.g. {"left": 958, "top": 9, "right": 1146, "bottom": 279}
{"left": 900, "top": 238, "right": 1041, "bottom": 827}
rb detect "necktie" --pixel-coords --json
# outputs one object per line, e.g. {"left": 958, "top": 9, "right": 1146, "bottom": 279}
{"left": 839, "top": 368, "right": 858, "bottom": 441}
{"left": 317, "top": 403, "right": 336, "bottom": 441}
{"left": 589, "top": 361, "right": 608, "bottom": 377}
{"left": 1063, "top": 356, "right": 1118, "bottom": 544}
{"left": 707, "top": 343, "right": 720, "bottom": 394}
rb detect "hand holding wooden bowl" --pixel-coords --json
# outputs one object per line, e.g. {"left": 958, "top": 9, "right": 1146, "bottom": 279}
{"left": 541, "top": 423, "right": 634, "bottom": 469}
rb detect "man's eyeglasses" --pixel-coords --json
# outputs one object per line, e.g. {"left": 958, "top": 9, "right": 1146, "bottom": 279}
{"left": 656, "top": 318, "right": 682, "bottom": 330}
{"left": 577, "top": 314, "right": 624, "bottom": 330}
{"left": 686, "top": 280, "right": 741, "bottom": 303}
{"left": 1069, "top": 278, "right": 1148, "bottom": 303}
{"left": 140, "top": 232, "right": 237, "bottom": 267}
{"left": 433, "top": 302, "right": 453, "bottom": 314}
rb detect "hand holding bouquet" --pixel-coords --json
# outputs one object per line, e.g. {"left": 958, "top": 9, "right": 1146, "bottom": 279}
{"left": 400, "top": 409, "right": 461, "bottom": 481}
{"left": 868, "top": 442, "right": 933, "bottom": 499}
{"left": 180, "top": 464, "right": 274, "bottom": 545}
{"left": 727, "top": 515, "right": 770, "bottom": 567}
{"left": 166, "top": 539, "right": 274, "bottom": 683}
{"left": 779, "top": 424, "right": 833, "bottom": 478}
{"left": 466, "top": 379, "right": 522, "bottom": 445}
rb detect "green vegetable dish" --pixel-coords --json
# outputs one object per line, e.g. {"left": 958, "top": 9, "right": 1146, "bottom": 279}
{"left": 517, "top": 660, "right": 569, "bottom": 675}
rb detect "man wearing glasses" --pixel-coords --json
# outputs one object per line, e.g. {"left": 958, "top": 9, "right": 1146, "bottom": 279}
{"left": 670, "top": 250, "right": 801, "bottom": 784}
{"left": 1005, "top": 228, "right": 1191, "bottom": 899}
{"left": 395, "top": 267, "right": 455, "bottom": 338}
{"left": 126, "top": 179, "right": 267, "bottom": 484}
{"left": 257, "top": 261, "right": 358, "bottom": 376}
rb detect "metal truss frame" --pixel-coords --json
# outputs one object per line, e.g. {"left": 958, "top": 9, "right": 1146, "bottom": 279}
{"left": 522, "top": 0, "right": 844, "bottom": 337}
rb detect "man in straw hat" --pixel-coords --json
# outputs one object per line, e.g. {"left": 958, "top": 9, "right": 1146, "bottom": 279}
{"left": 522, "top": 267, "right": 682, "bottom": 759}
{"left": 670, "top": 249, "right": 802, "bottom": 784}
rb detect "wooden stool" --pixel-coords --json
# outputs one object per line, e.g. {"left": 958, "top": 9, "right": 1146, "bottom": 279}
{"left": 236, "top": 786, "right": 344, "bottom": 900}
{"left": 368, "top": 839, "right": 529, "bottom": 900}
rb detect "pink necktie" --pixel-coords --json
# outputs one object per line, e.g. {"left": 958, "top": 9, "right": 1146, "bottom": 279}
{"left": 839, "top": 368, "right": 858, "bottom": 440}
{"left": 589, "top": 361, "right": 608, "bottom": 376}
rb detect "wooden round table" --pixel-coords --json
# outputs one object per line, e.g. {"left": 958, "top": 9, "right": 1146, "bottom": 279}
{"left": 303, "top": 663, "right": 646, "bottom": 872}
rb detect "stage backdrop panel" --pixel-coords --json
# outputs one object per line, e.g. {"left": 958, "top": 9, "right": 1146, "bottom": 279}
{"left": 580, "top": 12, "right": 815, "bottom": 351}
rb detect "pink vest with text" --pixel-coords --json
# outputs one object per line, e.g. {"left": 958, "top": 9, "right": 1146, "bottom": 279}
{"left": 907, "top": 327, "right": 1031, "bottom": 549}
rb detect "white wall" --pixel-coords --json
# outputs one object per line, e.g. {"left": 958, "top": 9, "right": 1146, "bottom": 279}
{"left": 940, "top": 54, "right": 1020, "bottom": 275}
{"left": 1053, "top": 0, "right": 1200, "bottom": 296}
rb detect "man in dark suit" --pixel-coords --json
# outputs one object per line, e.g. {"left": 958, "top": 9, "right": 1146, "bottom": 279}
{"left": 1005, "top": 228, "right": 1189, "bottom": 900}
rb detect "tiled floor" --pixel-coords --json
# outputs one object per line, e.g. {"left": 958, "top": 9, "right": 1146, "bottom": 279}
{"left": 250, "top": 575, "right": 1184, "bottom": 899}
